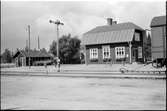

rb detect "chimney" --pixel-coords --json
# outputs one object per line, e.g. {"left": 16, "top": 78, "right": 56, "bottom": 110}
{"left": 107, "top": 18, "right": 113, "bottom": 25}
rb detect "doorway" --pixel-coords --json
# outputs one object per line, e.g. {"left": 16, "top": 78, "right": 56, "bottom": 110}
{"left": 132, "top": 48, "right": 138, "bottom": 62}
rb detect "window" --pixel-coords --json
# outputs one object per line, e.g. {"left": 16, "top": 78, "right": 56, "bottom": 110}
{"left": 90, "top": 48, "right": 98, "bottom": 59}
{"left": 102, "top": 45, "right": 110, "bottom": 59}
{"left": 115, "top": 47, "right": 125, "bottom": 59}
{"left": 138, "top": 47, "right": 142, "bottom": 58}
{"left": 135, "top": 32, "right": 140, "bottom": 41}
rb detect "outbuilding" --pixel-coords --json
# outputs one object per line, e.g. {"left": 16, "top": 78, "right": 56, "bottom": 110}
{"left": 150, "top": 16, "right": 166, "bottom": 62}
{"left": 82, "top": 18, "right": 146, "bottom": 64}
{"left": 13, "top": 49, "right": 53, "bottom": 67}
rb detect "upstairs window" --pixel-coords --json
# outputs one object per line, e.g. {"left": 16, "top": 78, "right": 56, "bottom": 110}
{"left": 102, "top": 45, "right": 110, "bottom": 59}
{"left": 135, "top": 32, "right": 140, "bottom": 41}
{"left": 115, "top": 47, "right": 125, "bottom": 59}
{"left": 90, "top": 48, "right": 98, "bottom": 59}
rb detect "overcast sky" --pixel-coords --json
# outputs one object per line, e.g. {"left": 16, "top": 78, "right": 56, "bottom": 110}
{"left": 1, "top": 0, "right": 166, "bottom": 53}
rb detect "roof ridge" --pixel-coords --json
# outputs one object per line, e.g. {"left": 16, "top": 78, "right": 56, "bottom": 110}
{"left": 84, "top": 22, "right": 143, "bottom": 35}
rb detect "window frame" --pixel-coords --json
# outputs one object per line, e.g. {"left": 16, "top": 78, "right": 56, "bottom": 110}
{"left": 90, "top": 48, "right": 98, "bottom": 59}
{"left": 102, "top": 45, "right": 111, "bottom": 59}
{"left": 115, "top": 47, "right": 125, "bottom": 59}
{"left": 134, "top": 32, "right": 140, "bottom": 41}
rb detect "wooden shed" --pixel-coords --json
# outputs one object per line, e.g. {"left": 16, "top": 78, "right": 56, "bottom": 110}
{"left": 13, "top": 49, "right": 53, "bottom": 67}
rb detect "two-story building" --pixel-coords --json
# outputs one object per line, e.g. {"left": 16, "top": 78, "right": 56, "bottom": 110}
{"left": 82, "top": 18, "right": 146, "bottom": 64}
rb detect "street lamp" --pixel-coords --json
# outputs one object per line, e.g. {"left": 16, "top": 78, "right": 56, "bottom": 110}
{"left": 49, "top": 19, "right": 64, "bottom": 72}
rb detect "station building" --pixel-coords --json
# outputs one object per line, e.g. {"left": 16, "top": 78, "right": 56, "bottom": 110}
{"left": 82, "top": 18, "right": 146, "bottom": 64}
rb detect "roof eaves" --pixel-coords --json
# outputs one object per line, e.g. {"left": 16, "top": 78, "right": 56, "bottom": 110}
{"left": 150, "top": 15, "right": 166, "bottom": 27}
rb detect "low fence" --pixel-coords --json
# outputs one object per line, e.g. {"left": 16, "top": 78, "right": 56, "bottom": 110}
{"left": 119, "top": 68, "right": 166, "bottom": 74}
{"left": 0, "top": 63, "right": 16, "bottom": 68}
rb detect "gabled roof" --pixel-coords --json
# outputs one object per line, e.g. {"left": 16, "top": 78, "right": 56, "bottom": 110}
{"left": 82, "top": 29, "right": 135, "bottom": 45}
{"left": 13, "top": 49, "right": 52, "bottom": 58}
{"left": 150, "top": 16, "right": 166, "bottom": 27}
{"left": 82, "top": 22, "right": 144, "bottom": 45}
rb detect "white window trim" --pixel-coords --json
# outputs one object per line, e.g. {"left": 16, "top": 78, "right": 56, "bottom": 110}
{"left": 102, "top": 45, "right": 110, "bottom": 59}
{"left": 135, "top": 32, "right": 140, "bottom": 41}
{"left": 90, "top": 48, "right": 98, "bottom": 59}
{"left": 115, "top": 47, "right": 125, "bottom": 59}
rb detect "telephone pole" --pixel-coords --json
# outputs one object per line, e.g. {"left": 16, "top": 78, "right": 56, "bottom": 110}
{"left": 28, "top": 25, "right": 31, "bottom": 68}
{"left": 49, "top": 19, "right": 64, "bottom": 72}
{"left": 26, "top": 40, "right": 28, "bottom": 49}
{"left": 38, "top": 36, "right": 40, "bottom": 50}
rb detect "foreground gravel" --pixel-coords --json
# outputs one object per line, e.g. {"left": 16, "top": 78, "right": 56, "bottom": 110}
{"left": 1, "top": 75, "right": 166, "bottom": 110}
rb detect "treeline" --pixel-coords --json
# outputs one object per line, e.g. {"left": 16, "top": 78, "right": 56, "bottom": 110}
{"left": 1, "top": 49, "right": 13, "bottom": 63}
{"left": 1, "top": 34, "right": 84, "bottom": 64}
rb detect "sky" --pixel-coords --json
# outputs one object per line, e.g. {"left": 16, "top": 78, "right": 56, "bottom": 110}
{"left": 1, "top": 0, "right": 166, "bottom": 53}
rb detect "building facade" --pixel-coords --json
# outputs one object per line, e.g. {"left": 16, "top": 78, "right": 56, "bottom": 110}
{"left": 82, "top": 18, "right": 146, "bottom": 64}
{"left": 150, "top": 15, "right": 166, "bottom": 61}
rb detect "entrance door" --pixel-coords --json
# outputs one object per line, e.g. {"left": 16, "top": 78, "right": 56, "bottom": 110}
{"left": 132, "top": 48, "right": 138, "bottom": 62}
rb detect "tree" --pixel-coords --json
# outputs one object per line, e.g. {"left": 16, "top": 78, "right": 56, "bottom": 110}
{"left": 49, "top": 34, "right": 81, "bottom": 64}
{"left": 69, "top": 37, "right": 81, "bottom": 63}
{"left": 1, "top": 49, "right": 12, "bottom": 63}
{"left": 49, "top": 40, "right": 57, "bottom": 56}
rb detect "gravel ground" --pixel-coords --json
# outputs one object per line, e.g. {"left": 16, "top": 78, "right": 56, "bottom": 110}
{"left": 1, "top": 75, "right": 166, "bottom": 110}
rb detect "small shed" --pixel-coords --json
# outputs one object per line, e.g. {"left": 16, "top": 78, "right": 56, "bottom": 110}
{"left": 13, "top": 49, "right": 53, "bottom": 67}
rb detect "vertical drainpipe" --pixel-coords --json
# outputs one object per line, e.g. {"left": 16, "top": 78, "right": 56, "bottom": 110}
{"left": 129, "top": 41, "right": 132, "bottom": 64}
{"left": 84, "top": 45, "right": 87, "bottom": 65}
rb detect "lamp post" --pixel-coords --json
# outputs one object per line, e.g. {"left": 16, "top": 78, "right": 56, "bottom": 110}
{"left": 49, "top": 19, "right": 64, "bottom": 72}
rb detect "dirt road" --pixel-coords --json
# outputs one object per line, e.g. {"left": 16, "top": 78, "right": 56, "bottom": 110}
{"left": 1, "top": 75, "right": 166, "bottom": 110}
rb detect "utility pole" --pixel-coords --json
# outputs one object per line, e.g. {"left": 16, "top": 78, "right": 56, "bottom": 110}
{"left": 26, "top": 40, "right": 28, "bottom": 49}
{"left": 38, "top": 35, "right": 40, "bottom": 50}
{"left": 49, "top": 19, "right": 64, "bottom": 72}
{"left": 28, "top": 25, "right": 31, "bottom": 68}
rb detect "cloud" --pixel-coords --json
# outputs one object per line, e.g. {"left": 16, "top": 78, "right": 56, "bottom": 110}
{"left": 1, "top": 1, "right": 166, "bottom": 53}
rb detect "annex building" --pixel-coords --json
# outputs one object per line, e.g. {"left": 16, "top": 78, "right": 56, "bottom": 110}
{"left": 150, "top": 15, "right": 166, "bottom": 62}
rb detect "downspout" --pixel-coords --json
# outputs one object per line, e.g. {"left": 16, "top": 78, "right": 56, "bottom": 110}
{"left": 84, "top": 45, "right": 88, "bottom": 65}
{"left": 129, "top": 41, "right": 132, "bottom": 64}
